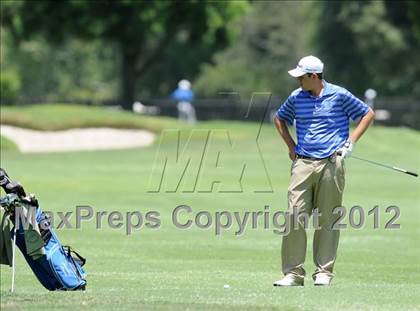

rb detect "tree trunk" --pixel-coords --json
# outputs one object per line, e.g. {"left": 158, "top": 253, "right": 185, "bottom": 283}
{"left": 120, "top": 48, "right": 139, "bottom": 110}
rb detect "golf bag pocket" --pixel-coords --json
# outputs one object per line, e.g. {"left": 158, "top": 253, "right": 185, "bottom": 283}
{"left": 47, "top": 243, "right": 87, "bottom": 290}
{"left": 15, "top": 206, "right": 87, "bottom": 291}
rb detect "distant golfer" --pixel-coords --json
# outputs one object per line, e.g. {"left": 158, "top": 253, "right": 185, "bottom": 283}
{"left": 171, "top": 79, "right": 196, "bottom": 124}
{"left": 273, "top": 56, "right": 375, "bottom": 286}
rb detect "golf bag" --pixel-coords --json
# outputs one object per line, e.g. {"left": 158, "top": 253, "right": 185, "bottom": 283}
{"left": 0, "top": 168, "right": 87, "bottom": 291}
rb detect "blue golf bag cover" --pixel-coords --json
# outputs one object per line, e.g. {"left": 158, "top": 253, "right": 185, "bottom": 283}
{"left": 13, "top": 206, "right": 87, "bottom": 291}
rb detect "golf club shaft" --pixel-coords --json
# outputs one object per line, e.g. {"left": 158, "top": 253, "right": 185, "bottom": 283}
{"left": 11, "top": 225, "right": 17, "bottom": 293}
{"left": 351, "top": 155, "right": 418, "bottom": 177}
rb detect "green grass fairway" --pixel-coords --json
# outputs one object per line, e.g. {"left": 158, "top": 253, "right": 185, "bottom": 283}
{"left": 0, "top": 136, "right": 18, "bottom": 152}
{"left": 1, "top": 114, "right": 419, "bottom": 310}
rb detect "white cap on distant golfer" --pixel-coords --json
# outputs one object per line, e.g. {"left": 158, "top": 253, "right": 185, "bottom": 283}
{"left": 178, "top": 79, "right": 191, "bottom": 90}
{"left": 288, "top": 55, "right": 324, "bottom": 77}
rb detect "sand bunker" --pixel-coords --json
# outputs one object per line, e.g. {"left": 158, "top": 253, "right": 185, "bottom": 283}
{"left": 1, "top": 125, "right": 156, "bottom": 153}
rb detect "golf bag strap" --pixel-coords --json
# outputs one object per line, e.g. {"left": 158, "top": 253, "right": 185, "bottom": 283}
{"left": 64, "top": 246, "right": 86, "bottom": 266}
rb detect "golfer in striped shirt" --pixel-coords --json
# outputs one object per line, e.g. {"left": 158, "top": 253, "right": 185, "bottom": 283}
{"left": 273, "top": 56, "right": 375, "bottom": 286}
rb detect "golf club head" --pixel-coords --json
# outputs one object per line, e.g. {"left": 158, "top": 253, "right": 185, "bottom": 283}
{"left": 0, "top": 168, "right": 27, "bottom": 197}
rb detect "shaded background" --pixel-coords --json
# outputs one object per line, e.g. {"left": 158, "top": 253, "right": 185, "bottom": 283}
{"left": 1, "top": 0, "right": 420, "bottom": 127}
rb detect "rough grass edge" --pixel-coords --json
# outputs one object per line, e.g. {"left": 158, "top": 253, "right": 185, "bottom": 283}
{"left": 0, "top": 104, "right": 185, "bottom": 133}
{"left": 0, "top": 135, "right": 19, "bottom": 152}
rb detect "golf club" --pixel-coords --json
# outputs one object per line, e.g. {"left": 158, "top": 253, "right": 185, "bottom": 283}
{"left": 350, "top": 155, "right": 418, "bottom": 177}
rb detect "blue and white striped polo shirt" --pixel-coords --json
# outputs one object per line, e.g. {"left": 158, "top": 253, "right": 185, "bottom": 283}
{"left": 276, "top": 81, "right": 369, "bottom": 158}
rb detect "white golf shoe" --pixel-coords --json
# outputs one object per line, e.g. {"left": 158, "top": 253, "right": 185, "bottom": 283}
{"left": 313, "top": 273, "right": 332, "bottom": 286}
{"left": 273, "top": 274, "right": 304, "bottom": 287}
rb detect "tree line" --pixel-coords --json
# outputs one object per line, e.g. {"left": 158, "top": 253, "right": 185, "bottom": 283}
{"left": 1, "top": 0, "right": 419, "bottom": 109}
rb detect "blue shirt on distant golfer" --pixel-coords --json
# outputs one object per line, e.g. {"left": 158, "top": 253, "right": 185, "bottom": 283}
{"left": 171, "top": 86, "right": 194, "bottom": 102}
{"left": 276, "top": 81, "right": 369, "bottom": 158}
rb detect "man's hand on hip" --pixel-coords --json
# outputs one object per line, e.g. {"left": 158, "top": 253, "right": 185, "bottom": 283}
{"left": 338, "top": 139, "right": 354, "bottom": 159}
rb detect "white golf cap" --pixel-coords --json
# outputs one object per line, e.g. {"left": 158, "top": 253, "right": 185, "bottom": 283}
{"left": 178, "top": 79, "right": 191, "bottom": 90}
{"left": 288, "top": 55, "right": 324, "bottom": 77}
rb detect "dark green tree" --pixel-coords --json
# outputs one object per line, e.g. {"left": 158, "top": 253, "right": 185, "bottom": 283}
{"left": 194, "top": 1, "right": 313, "bottom": 100}
{"left": 1, "top": 0, "right": 247, "bottom": 108}
{"left": 407, "top": 0, "right": 420, "bottom": 40}
{"left": 312, "top": 0, "right": 420, "bottom": 97}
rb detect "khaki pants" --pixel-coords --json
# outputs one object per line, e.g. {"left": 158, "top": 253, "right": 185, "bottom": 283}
{"left": 282, "top": 155, "right": 345, "bottom": 279}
